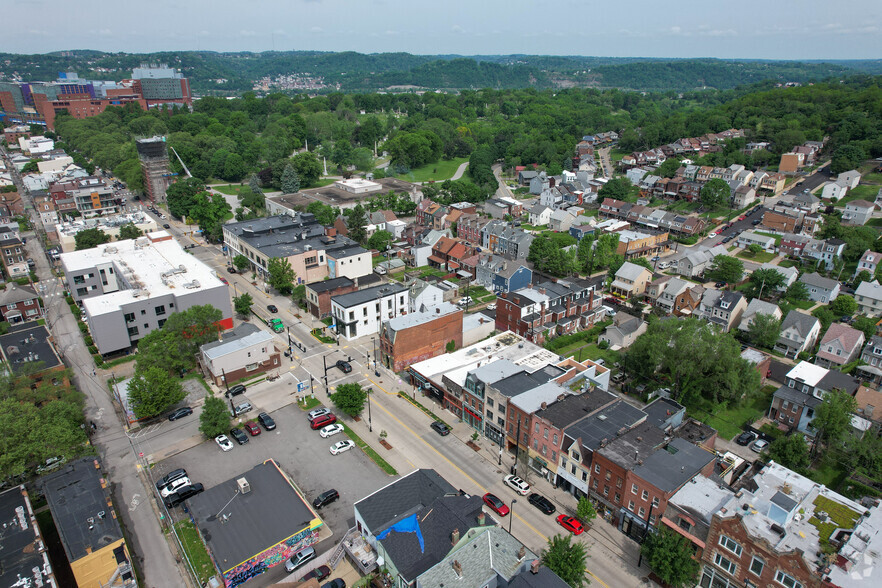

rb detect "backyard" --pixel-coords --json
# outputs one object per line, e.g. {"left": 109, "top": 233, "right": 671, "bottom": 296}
{"left": 685, "top": 384, "right": 776, "bottom": 440}
{"left": 737, "top": 250, "right": 777, "bottom": 263}
{"left": 834, "top": 183, "right": 879, "bottom": 207}
{"left": 174, "top": 520, "right": 216, "bottom": 585}
{"left": 392, "top": 157, "right": 468, "bottom": 183}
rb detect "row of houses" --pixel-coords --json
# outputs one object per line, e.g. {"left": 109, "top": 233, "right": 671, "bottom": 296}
{"left": 599, "top": 198, "right": 707, "bottom": 236}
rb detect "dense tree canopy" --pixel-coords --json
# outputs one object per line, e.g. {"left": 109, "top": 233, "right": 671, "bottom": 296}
{"left": 75, "top": 228, "right": 111, "bottom": 250}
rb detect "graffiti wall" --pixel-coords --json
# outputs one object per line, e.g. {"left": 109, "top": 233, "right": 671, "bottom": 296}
{"left": 223, "top": 526, "right": 319, "bottom": 588}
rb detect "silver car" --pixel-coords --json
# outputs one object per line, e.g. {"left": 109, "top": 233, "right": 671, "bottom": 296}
{"left": 285, "top": 546, "right": 316, "bottom": 573}
{"left": 230, "top": 402, "right": 253, "bottom": 417}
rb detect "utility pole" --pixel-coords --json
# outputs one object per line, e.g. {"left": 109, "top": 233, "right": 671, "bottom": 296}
{"left": 636, "top": 501, "right": 655, "bottom": 568}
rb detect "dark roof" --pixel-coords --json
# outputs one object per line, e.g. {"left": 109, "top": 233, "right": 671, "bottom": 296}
{"left": 642, "top": 397, "right": 685, "bottom": 430}
{"left": 563, "top": 400, "right": 647, "bottom": 457}
{"left": 187, "top": 460, "right": 316, "bottom": 574}
{"left": 597, "top": 421, "right": 666, "bottom": 469}
{"left": 378, "top": 495, "right": 484, "bottom": 582}
{"left": 535, "top": 390, "right": 616, "bottom": 429}
{"left": 767, "top": 360, "right": 792, "bottom": 385}
{"left": 355, "top": 469, "right": 457, "bottom": 533}
{"left": 40, "top": 458, "right": 124, "bottom": 563}
{"left": 673, "top": 419, "right": 717, "bottom": 445}
{"left": 818, "top": 369, "right": 862, "bottom": 395}
{"left": 773, "top": 385, "right": 823, "bottom": 408}
{"left": 493, "top": 369, "right": 557, "bottom": 398}
{"left": 509, "top": 565, "right": 571, "bottom": 588}
{"left": 0, "top": 322, "right": 61, "bottom": 373}
{"left": 0, "top": 486, "right": 55, "bottom": 587}
{"left": 331, "top": 283, "right": 407, "bottom": 309}
{"left": 632, "top": 437, "right": 716, "bottom": 493}
{"left": 327, "top": 245, "right": 369, "bottom": 259}
{"left": 304, "top": 276, "right": 354, "bottom": 294}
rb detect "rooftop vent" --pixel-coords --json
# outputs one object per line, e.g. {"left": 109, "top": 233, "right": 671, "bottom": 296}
{"left": 236, "top": 477, "right": 251, "bottom": 494}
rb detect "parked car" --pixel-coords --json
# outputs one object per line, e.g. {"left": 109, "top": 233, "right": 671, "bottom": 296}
{"left": 750, "top": 439, "right": 770, "bottom": 453}
{"left": 708, "top": 232, "right": 718, "bottom": 238}
{"left": 229, "top": 428, "right": 248, "bottom": 445}
{"left": 257, "top": 412, "right": 276, "bottom": 430}
{"left": 714, "top": 282, "right": 727, "bottom": 288}
{"left": 225, "top": 384, "right": 246, "bottom": 398}
{"left": 528, "top": 493, "right": 556, "bottom": 515}
{"left": 335, "top": 360, "right": 352, "bottom": 374}
{"left": 320, "top": 423, "right": 345, "bottom": 438}
{"left": 482, "top": 493, "right": 509, "bottom": 516}
{"left": 556, "top": 514, "right": 585, "bottom": 535}
{"left": 244, "top": 421, "right": 261, "bottom": 436}
{"left": 310, "top": 414, "right": 337, "bottom": 430}
{"left": 301, "top": 565, "right": 332, "bottom": 583}
{"left": 160, "top": 476, "right": 192, "bottom": 497}
{"left": 230, "top": 402, "right": 253, "bottom": 417}
{"left": 155, "top": 468, "right": 187, "bottom": 490}
{"left": 430, "top": 421, "right": 451, "bottom": 436}
{"left": 312, "top": 489, "right": 340, "bottom": 509}
{"left": 267, "top": 304, "right": 278, "bottom": 313}
{"left": 215, "top": 434, "right": 234, "bottom": 452}
{"left": 164, "top": 483, "right": 204, "bottom": 508}
{"left": 168, "top": 407, "right": 193, "bottom": 421}
{"left": 736, "top": 431, "right": 757, "bottom": 446}
{"left": 163, "top": 223, "right": 171, "bottom": 229}
{"left": 330, "top": 440, "right": 355, "bottom": 455}
{"left": 321, "top": 580, "right": 346, "bottom": 588}
{"left": 308, "top": 407, "right": 331, "bottom": 421}
{"left": 36, "top": 457, "right": 66, "bottom": 474}
{"left": 486, "top": 303, "right": 496, "bottom": 311}
{"left": 285, "top": 547, "right": 316, "bottom": 573}
{"left": 503, "top": 474, "right": 530, "bottom": 495}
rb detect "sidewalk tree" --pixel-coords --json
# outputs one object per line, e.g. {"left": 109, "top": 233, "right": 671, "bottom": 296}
{"left": 541, "top": 534, "right": 589, "bottom": 588}
{"left": 166, "top": 177, "right": 205, "bottom": 219}
{"left": 233, "top": 293, "right": 253, "bottom": 317}
{"left": 746, "top": 313, "right": 781, "bottom": 349}
{"left": 126, "top": 366, "right": 187, "bottom": 419}
{"left": 232, "top": 254, "right": 250, "bottom": 272}
{"left": 576, "top": 496, "right": 597, "bottom": 526}
{"left": 118, "top": 223, "right": 143, "bottom": 240}
{"left": 330, "top": 383, "right": 369, "bottom": 417}
{"left": 74, "top": 228, "right": 111, "bottom": 250}
{"left": 188, "top": 191, "right": 232, "bottom": 242}
{"left": 640, "top": 527, "right": 701, "bottom": 588}
{"left": 267, "top": 257, "right": 296, "bottom": 294}
{"left": 199, "top": 396, "right": 231, "bottom": 439}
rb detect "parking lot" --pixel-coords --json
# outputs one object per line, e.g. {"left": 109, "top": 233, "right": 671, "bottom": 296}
{"left": 156, "top": 401, "right": 397, "bottom": 553}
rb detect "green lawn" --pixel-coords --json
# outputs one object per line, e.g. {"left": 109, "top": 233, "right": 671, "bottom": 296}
{"left": 392, "top": 157, "right": 468, "bottom": 183}
{"left": 569, "top": 344, "right": 621, "bottom": 366}
{"left": 609, "top": 148, "right": 629, "bottom": 162}
{"left": 778, "top": 259, "right": 798, "bottom": 268}
{"left": 862, "top": 172, "right": 882, "bottom": 184}
{"left": 834, "top": 184, "right": 879, "bottom": 207}
{"left": 867, "top": 218, "right": 882, "bottom": 227}
{"left": 686, "top": 387, "right": 774, "bottom": 440}
{"left": 737, "top": 250, "right": 777, "bottom": 263}
{"left": 174, "top": 521, "right": 216, "bottom": 584}
{"left": 209, "top": 183, "right": 248, "bottom": 196}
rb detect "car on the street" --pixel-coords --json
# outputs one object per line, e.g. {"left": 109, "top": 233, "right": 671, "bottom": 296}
{"left": 330, "top": 440, "right": 355, "bottom": 455}
{"left": 708, "top": 232, "right": 718, "bottom": 238}
{"left": 310, "top": 414, "right": 337, "bottom": 430}
{"left": 650, "top": 256, "right": 660, "bottom": 262}
{"left": 750, "top": 439, "right": 769, "bottom": 453}
{"left": 528, "top": 493, "right": 556, "bottom": 515}
{"left": 163, "top": 223, "right": 170, "bottom": 229}
{"left": 230, "top": 401, "right": 253, "bottom": 417}
{"left": 215, "top": 434, "right": 234, "bottom": 451}
{"left": 503, "top": 474, "right": 531, "bottom": 495}
{"left": 258, "top": 412, "right": 276, "bottom": 430}
{"left": 225, "top": 384, "right": 246, "bottom": 398}
{"left": 320, "top": 580, "right": 346, "bottom": 588}
{"left": 285, "top": 547, "right": 316, "bottom": 573}
{"left": 155, "top": 468, "right": 187, "bottom": 490}
{"left": 312, "top": 489, "right": 340, "bottom": 509}
{"left": 160, "top": 476, "right": 192, "bottom": 497}
{"left": 164, "top": 483, "right": 204, "bottom": 508}
{"left": 219, "top": 276, "right": 229, "bottom": 285}
{"left": 431, "top": 421, "right": 451, "bottom": 436}
{"left": 268, "top": 318, "right": 284, "bottom": 333}
{"left": 486, "top": 303, "right": 496, "bottom": 311}
{"left": 244, "top": 421, "right": 261, "bottom": 436}
{"left": 227, "top": 266, "right": 237, "bottom": 273}
{"left": 335, "top": 360, "right": 352, "bottom": 374}
{"left": 735, "top": 431, "right": 757, "bottom": 446}
{"left": 752, "top": 219, "right": 761, "bottom": 225}
{"left": 320, "top": 423, "right": 345, "bottom": 438}
{"left": 611, "top": 372, "right": 625, "bottom": 384}
{"left": 168, "top": 406, "right": 193, "bottom": 421}
{"left": 482, "top": 493, "right": 509, "bottom": 516}
{"left": 556, "top": 514, "right": 585, "bottom": 535}
{"left": 308, "top": 407, "right": 331, "bottom": 421}
{"left": 267, "top": 304, "right": 278, "bottom": 313}
{"left": 301, "top": 565, "right": 332, "bottom": 583}
{"left": 229, "top": 428, "right": 249, "bottom": 445}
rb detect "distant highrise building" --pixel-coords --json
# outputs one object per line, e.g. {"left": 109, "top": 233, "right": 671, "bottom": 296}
{"left": 136, "top": 136, "right": 172, "bottom": 203}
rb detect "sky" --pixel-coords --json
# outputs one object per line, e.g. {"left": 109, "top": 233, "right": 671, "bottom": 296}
{"left": 6, "top": 0, "right": 882, "bottom": 60}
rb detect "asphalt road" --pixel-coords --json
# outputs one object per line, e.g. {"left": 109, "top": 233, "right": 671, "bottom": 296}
{"left": 783, "top": 165, "right": 832, "bottom": 196}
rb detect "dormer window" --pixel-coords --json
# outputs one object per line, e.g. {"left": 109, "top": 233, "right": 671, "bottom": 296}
{"left": 720, "top": 300, "right": 731, "bottom": 310}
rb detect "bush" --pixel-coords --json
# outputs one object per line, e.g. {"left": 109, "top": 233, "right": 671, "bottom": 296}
{"left": 65, "top": 295, "right": 74, "bottom": 305}
{"left": 78, "top": 322, "right": 89, "bottom": 333}
{"left": 598, "top": 339, "right": 610, "bottom": 350}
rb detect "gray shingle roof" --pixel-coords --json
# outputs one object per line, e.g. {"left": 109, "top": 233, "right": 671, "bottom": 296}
{"left": 355, "top": 469, "right": 458, "bottom": 532}
{"left": 780, "top": 310, "right": 820, "bottom": 337}
{"left": 331, "top": 282, "right": 407, "bottom": 308}
{"left": 799, "top": 272, "right": 839, "bottom": 290}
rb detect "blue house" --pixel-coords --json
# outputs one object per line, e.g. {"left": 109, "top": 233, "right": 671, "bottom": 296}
{"left": 569, "top": 224, "right": 596, "bottom": 240}
{"left": 476, "top": 255, "right": 532, "bottom": 294}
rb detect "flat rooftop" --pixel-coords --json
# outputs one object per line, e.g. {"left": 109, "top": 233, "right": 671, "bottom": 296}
{"left": 187, "top": 460, "right": 319, "bottom": 574}
{"left": 563, "top": 400, "right": 647, "bottom": 453}
{"left": 0, "top": 322, "right": 61, "bottom": 373}
{"left": 668, "top": 475, "right": 734, "bottom": 525}
{"left": 269, "top": 177, "right": 420, "bottom": 209}
{"left": 0, "top": 486, "right": 55, "bottom": 587}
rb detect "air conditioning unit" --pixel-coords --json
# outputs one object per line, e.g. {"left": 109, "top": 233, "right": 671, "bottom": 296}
{"left": 237, "top": 477, "right": 251, "bottom": 494}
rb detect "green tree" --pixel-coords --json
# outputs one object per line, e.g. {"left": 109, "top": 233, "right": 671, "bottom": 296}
{"left": 74, "top": 228, "right": 111, "bottom": 250}
{"left": 541, "top": 534, "right": 589, "bottom": 588}
{"left": 746, "top": 313, "right": 781, "bottom": 349}
{"left": 280, "top": 164, "right": 300, "bottom": 193}
{"left": 747, "top": 243, "right": 763, "bottom": 256}
{"left": 21, "top": 160, "right": 39, "bottom": 174}
{"left": 700, "top": 178, "right": 731, "bottom": 209}
{"left": 831, "top": 144, "right": 866, "bottom": 175}
{"left": 368, "top": 230, "right": 394, "bottom": 252}
{"left": 812, "top": 306, "right": 836, "bottom": 334}
{"left": 853, "top": 270, "right": 872, "bottom": 287}
{"left": 598, "top": 177, "right": 631, "bottom": 201}
{"left": 640, "top": 527, "right": 701, "bottom": 588}
{"left": 347, "top": 204, "right": 369, "bottom": 245}
{"left": 233, "top": 254, "right": 251, "bottom": 272}
{"left": 853, "top": 316, "right": 877, "bottom": 340}
{"left": 292, "top": 151, "right": 322, "bottom": 186}
{"left": 812, "top": 388, "right": 858, "bottom": 454}
{"left": 165, "top": 177, "right": 205, "bottom": 219}
{"left": 785, "top": 281, "right": 810, "bottom": 302}
{"left": 291, "top": 284, "right": 307, "bottom": 309}
{"left": 162, "top": 304, "right": 224, "bottom": 359}
{"left": 248, "top": 174, "right": 263, "bottom": 195}
{"left": 306, "top": 201, "right": 339, "bottom": 225}
{"left": 330, "top": 383, "right": 369, "bottom": 418}
{"left": 745, "top": 268, "right": 786, "bottom": 299}
{"left": 126, "top": 366, "right": 187, "bottom": 419}
{"left": 233, "top": 293, "right": 253, "bottom": 316}
{"left": 768, "top": 434, "right": 810, "bottom": 472}
{"left": 135, "top": 330, "right": 191, "bottom": 375}
{"left": 189, "top": 191, "right": 232, "bottom": 242}
{"left": 118, "top": 223, "right": 143, "bottom": 240}
{"left": 655, "top": 158, "right": 682, "bottom": 179}
{"left": 830, "top": 295, "right": 858, "bottom": 316}
{"left": 199, "top": 395, "right": 231, "bottom": 439}
{"left": 706, "top": 255, "right": 744, "bottom": 284}
{"left": 576, "top": 496, "right": 597, "bottom": 526}
{"left": 267, "top": 257, "right": 296, "bottom": 294}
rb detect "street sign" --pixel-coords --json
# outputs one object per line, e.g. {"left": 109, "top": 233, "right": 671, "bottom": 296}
{"left": 297, "top": 382, "right": 307, "bottom": 392}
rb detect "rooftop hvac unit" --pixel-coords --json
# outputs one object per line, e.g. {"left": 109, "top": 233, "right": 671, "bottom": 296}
{"left": 236, "top": 478, "right": 251, "bottom": 494}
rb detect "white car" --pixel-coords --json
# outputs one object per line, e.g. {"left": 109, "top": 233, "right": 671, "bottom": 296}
{"left": 215, "top": 434, "right": 234, "bottom": 452}
{"left": 160, "top": 476, "right": 192, "bottom": 497}
{"left": 320, "top": 423, "right": 345, "bottom": 438}
{"left": 486, "top": 303, "right": 496, "bottom": 311}
{"left": 330, "top": 440, "right": 355, "bottom": 455}
{"left": 708, "top": 232, "right": 718, "bottom": 238}
{"left": 503, "top": 474, "right": 531, "bottom": 495}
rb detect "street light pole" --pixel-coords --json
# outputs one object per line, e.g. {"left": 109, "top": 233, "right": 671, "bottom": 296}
{"left": 508, "top": 499, "right": 517, "bottom": 534}
{"left": 367, "top": 389, "right": 372, "bottom": 433}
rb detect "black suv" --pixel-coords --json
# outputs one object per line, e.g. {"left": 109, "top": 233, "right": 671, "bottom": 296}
{"left": 230, "top": 428, "right": 249, "bottom": 445}
{"left": 164, "top": 483, "right": 205, "bottom": 508}
{"left": 258, "top": 412, "right": 276, "bottom": 431}
{"left": 430, "top": 421, "right": 451, "bottom": 436}
{"left": 225, "top": 384, "right": 246, "bottom": 398}
{"left": 335, "top": 360, "right": 352, "bottom": 374}
{"left": 313, "top": 489, "right": 340, "bottom": 509}
{"left": 528, "top": 493, "right": 556, "bottom": 515}
{"left": 736, "top": 431, "right": 757, "bottom": 446}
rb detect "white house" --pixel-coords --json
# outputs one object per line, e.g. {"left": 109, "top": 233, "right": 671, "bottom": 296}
{"left": 759, "top": 262, "right": 799, "bottom": 289}
{"left": 854, "top": 250, "right": 882, "bottom": 278}
{"left": 856, "top": 280, "right": 882, "bottom": 317}
{"left": 842, "top": 200, "right": 875, "bottom": 226}
{"left": 837, "top": 170, "right": 862, "bottom": 190}
{"left": 331, "top": 283, "right": 410, "bottom": 340}
{"left": 736, "top": 230, "right": 776, "bottom": 251}
{"left": 528, "top": 204, "right": 552, "bottom": 227}
{"left": 821, "top": 181, "right": 848, "bottom": 201}
{"left": 732, "top": 185, "right": 756, "bottom": 209}
{"left": 199, "top": 323, "right": 280, "bottom": 386}
{"left": 738, "top": 299, "right": 782, "bottom": 332}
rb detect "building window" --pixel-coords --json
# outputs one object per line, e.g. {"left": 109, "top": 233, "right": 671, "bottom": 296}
{"left": 718, "top": 535, "right": 743, "bottom": 557}
{"left": 638, "top": 507, "right": 646, "bottom": 518}
{"left": 553, "top": 433, "right": 558, "bottom": 444}
{"left": 77, "top": 287, "right": 87, "bottom": 296}
{"left": 124, "top": 312, "right": 135, "bottom": 323}
{"left": 605, "top": 471, "right": 611, "bottom": 481}
{"left": 155, "top": 305, "right": 166, "bottom": 316}
{"left": 632, "top": 484, "right": 639, "bottom": 495}
{"left": 642, "top": 489, "right": 649, "bottom": 500}
{"left": 544, "top": 429, "right": 549, "bottom": 439}
{"left": 73, "top": 275, "right": 85, "bottom": 284}
{"left": 628, "top": 500, "right": 635, "bottom": 511}
{"left": 652, "top": 497, "right": 659, "bottom": 508}
{"left": 592, "top": 479, "right": 598, "bottom": 490}
{"left": 594, "top": 464, "right": 601, "bottom": 474}
{"left": 603, "top": 486, "right": 609, "bottom": 497}
{"left": 678, "top": 518, "right": 692, "bottom": 532}
{"left": 534, "top": 423, "right": 539, "bottom": 433}
{"left": 581, "top": 471, "right": 588, "bottom": 481}
{"left": 158, "top": 319, "right": 166, "bottom": 328}
{"left": 749, "top": 556, "right": 764, "bottom": 576}
{"left": 487, "top": 398, "right": 494, "bottom": 408}
{"left": 127, "top": 326, "right": 139, "bottom": 336}
{"left": 714, "top": 552, "right": 736, "bottom": 574}
{"left": 774, "top": 571, "right": 802, "bottom": 588}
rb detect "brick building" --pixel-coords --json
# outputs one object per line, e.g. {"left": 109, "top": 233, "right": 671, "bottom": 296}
{"left": 304, "top": 276, "right": 356, "bottom": 319}
{"left": 495, "top": 279, "right": 602, "bottom": 344}
{"left": 379, "top": 302, "right": 463, "bottom": 372}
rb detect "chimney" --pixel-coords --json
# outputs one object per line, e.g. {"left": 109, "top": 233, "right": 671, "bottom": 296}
{"left": 530, "top": 560, "right": 540, "bottom": 574}
{"left": 451, "top": 528, "right": 460, "bottom": 545}
{"left": 477, "top": 512, "right": 486, "bottom": 526}
{"left": 540, "top": 402, "right": 547, "bottom": 410}
{"left": 517, "top": 546, "right": 526, "bottom": 561}
{"left": 452, "top": 560, "right": 463, "bottom": 578}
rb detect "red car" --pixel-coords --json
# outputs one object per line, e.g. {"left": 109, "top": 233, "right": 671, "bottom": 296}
{"left": 244, "top": 421, "right": 261, "bottom": 436}
{"left": 482, "top": 493, "right": 510, "bottom": 517}
{"left": 310, "top": 413, "right": 337, "bottom": 430}
{"left": 556, "top": 514, "right": 584, "bottom": 535}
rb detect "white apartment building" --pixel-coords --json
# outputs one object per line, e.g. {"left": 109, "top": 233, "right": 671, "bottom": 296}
{"left": 331, "top": 283, "right": 409, "bottom": 340}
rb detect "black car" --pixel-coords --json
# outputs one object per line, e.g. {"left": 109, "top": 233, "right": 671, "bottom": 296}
{"left": 229, "top": 428, "right": 249, "bottom": 445}
{"left": 335, "top": 360, "right": 352, "bottom": 374}
{"left": 258, "top": 412, "right": 276, "bottom": 431}
{"left": 430, "top": 421, "right": 451, "bottom": 436}
{"left": 155, "top": 468, "right": 187, "bottom": 490}
{"left": 321, "top": 580, "right": 346, "bottom": 588}
{"left": 267, "top": 304, "right": 278, "bottom": 313}
{"left": 225, "top": 384, "right": 246, "bottom": 398}
{"left": 164, "top": 483, "right": 205, "bottom": 508}
{"left": 528, "top": 493, "right": 556, "bottom": 515}
{"left": 163, "top": 223, "right": 171, "bottom": 229}
{"left": 168, "top": 407, "right": 193, "bottom": 421}
{"left": 715, "top": 281, "right": 727, "bottom": 288}
{"left": 735, "top": 431, "right": 757, "bottom": 446}
{"left": 752, "top": 219, "right": 761, "bottom": 225}
{"left": 313, "top": 489, "right": 340, "bottom": 509}
{"left": 227, "top": 266, "right": 237, "bottom": 273}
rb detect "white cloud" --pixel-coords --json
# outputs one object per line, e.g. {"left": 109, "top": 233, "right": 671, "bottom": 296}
{"left": 452, "top": 24, "right": 465, "bottom": 34}
{"left": 310, "top": 26, "right": 324, "bottom": 33}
